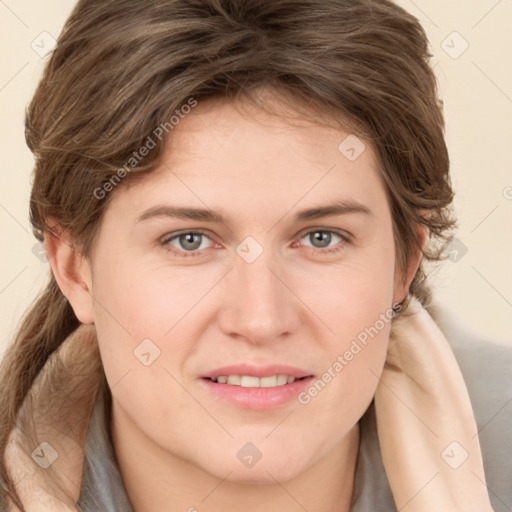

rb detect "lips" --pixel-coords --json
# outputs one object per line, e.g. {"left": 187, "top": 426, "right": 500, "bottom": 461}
{"left": 199, "top": 364, "right": 315, "bottom": 409}
{"left": 200, "top": 364, "right": 313, "bottom": 380}
{"left": 209, "top": 375, "right": 300, "bottom": 387}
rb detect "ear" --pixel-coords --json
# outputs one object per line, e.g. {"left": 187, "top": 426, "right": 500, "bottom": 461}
{"left": 44, "top": 217, "right": 94, "bottom": 324}
{"left": 392, "top": 223, "right": 427, "bottom": 305}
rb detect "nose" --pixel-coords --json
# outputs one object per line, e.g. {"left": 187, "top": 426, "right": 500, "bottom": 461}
{"left": 217, "top": 250, "right": 302, "bottom": 345}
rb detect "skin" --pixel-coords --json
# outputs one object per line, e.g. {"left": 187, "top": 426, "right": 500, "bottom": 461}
{"left": 47, "top": 93, "right": 423, "bottom": 512}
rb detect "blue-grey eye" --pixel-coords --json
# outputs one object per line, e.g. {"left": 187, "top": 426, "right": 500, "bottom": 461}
{"left": 176, "top": 233, "right": 204, "bottom": 251}
{"left": 303, "top": 231, "right": 342, "bottom": 249}
{"left": 163, "top": 231, "right": 212, "bottom": 253}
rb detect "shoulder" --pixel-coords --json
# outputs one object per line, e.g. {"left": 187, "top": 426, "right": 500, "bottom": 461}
{"left": 429, "top": 302, "right": 512, "bottom": 511}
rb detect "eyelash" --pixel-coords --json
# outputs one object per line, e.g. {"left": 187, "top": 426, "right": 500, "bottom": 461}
{"left": 159, "top": 228, "right": 351, "bottom": 259}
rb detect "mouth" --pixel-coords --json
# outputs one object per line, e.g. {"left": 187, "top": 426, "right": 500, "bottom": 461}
{"left": 203, "top": 375, "right": 310, "bottom": 387}
{"left": 199, "top": 365, "right": 315, "bottom": 410}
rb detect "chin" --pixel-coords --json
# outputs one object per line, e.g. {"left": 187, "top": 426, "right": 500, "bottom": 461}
{"left": 197, "top": 444, "right": 307, "bottom": 485}
{"left": 223, "top": 461, "right": 304, "bottom": 485}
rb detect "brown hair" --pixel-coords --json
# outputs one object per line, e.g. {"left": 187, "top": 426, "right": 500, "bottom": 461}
{"left": 0, "top": 0, "right": 456, "bottom": 508}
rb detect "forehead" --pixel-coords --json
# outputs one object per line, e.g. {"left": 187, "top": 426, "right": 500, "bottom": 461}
{"left": 166, "top": 94, "right": 369, "bottom": 169}
{"left": 110, "top": 95, "right": 389, "bottom": 226}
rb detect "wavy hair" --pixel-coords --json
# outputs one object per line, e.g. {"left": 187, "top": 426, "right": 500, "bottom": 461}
{"left": 0, "top": 0, "right": 456, "bottom": 508}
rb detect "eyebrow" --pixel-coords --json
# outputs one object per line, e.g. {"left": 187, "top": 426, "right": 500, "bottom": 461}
{"left": 136, "top": 199, "right": 373, "bottom": 225}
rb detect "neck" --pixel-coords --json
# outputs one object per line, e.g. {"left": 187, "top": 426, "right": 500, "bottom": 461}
{"left": 112, "top": 399, "right": 360, "bottom": 512}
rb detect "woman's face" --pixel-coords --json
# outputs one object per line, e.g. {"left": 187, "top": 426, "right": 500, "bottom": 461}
{"left": 86, "top": 96, "right": 409, "bottom": 483}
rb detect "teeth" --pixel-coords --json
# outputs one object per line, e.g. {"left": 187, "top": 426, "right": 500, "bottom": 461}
{"left": 227, "top": 375, "right": 241, "bottom": 385}
{"left": 259, "top": 376, "right": 278, "bottom": 387}
{"left": 212, "top": 374, "right": 301, "bottom": 388}
{"left": 277, "top": 375, "right": 288, "bottom": 385}
{"left": 241, "top": 376, "right": 260, "bottom": 387}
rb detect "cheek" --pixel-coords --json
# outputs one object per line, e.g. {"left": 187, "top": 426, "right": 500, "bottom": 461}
{"left": 89, "top": 251, "right": 210, "bottom": 421}
{"left": 90, "top": 260, "right": 200, "bottom": 456}
{"left": 293, "top": 252, "right": 395, "bottom": 423}
{"left": 295, "top": 245, "right": 396, "bottom": 342}
{"left": 296, "top": 312, "right": 391, "bottom": 458}
{"left": 92, "top": 247, "right": 221, "bottom": 336}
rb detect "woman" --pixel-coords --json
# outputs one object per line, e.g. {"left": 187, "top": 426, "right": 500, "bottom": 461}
{"left": 0, "top": 0, "right": 509, "bottom": 510}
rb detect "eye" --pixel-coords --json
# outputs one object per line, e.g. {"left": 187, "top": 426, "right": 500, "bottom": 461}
{"left": 160, "top": 230, "right": 216, "bottom": 258}
{"left": 160, "top": 228, "right": 351, "bottom": 259}
{"left": 296, "top": 229, "right": 350, "bottom": 254}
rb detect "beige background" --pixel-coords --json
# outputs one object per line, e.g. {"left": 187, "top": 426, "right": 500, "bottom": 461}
{"left": 1, "top": 1, "right": 511, "bottom": 355}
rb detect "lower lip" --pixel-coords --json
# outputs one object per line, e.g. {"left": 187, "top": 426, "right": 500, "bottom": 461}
{"left": 199, "top": 376, "right": 314, "bottom": 410}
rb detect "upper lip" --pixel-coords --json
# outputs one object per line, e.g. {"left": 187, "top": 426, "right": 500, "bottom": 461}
{"left": 201, "top": 364, "right": 313, "bottom": 379}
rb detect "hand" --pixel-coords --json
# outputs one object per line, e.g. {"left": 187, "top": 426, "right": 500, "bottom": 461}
{"left": 374, "top": 296, "right": 495, "bottom": 512}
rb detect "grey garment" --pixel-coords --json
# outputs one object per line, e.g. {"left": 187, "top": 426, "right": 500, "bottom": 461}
{"left": 77, "top": 310, "right": 512, "bottom": 512}
{"left": 77, "top": 398, "right": 134, "bottom": 512}
{"left": 350, "top": 402, "right": 395, "bottom": 511}
{"left": 434, "top": 308, "right": 512, "bottom": 512}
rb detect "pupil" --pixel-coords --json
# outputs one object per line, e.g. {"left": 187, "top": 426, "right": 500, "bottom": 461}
{"left": 180, "top": 233, "right": 201, "bottom": 250}
{"left": 312, "top": 231, "right": 330, "bottom": 248}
